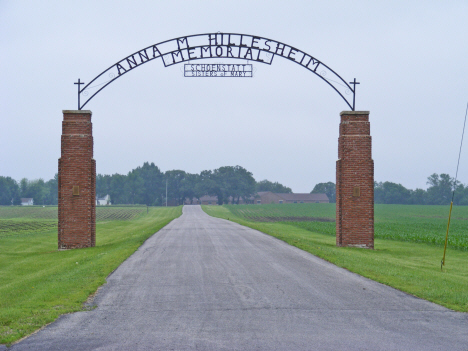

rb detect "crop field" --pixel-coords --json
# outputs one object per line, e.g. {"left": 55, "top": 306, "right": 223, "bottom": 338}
{"left": 0, "top": 206, "right": 58, "bottom": 219}
{"left": 0, "top": 205, "right": 147, "bottom": 221}
{"left": 0, "top": 206, "right": 148, "bottom": 239}
{"left": 0, "top": 220, "right": 57, "bottom": 238}
{"left": 95, "top": 206, "right": 147, "bottom": 221}
{"left": 222, "top": 203, "right": 468, "bottom": 250}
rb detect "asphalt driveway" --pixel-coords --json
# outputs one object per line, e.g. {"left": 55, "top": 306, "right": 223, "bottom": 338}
{"left": 9, "top": 205, "right": 468, "bottom": 350}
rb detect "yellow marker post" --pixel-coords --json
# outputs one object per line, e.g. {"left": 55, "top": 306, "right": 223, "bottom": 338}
{"left": 441, "top": 201, "right": 453, "bottom": 269}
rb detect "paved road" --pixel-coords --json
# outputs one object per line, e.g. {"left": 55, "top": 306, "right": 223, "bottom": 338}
{"left": 10, "top": 206, "right": 468, "bottom": 350}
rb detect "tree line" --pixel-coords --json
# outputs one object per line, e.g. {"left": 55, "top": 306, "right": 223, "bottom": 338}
{"left": 0, "top": 175, "right": 58, "bottom": 206}
{"left": 311, "top": 173, "right": 468, "bottom": 205}
{"left": 2, "top": 165, "right": 465, "bottom": 206}
{"left": 374, "top": 173, "right": 468, "bottom": 205}
{"left": 96, "top": 163, "right": 292, "bottom": 206}
{"left": 0, "top": 163, "right": 291, "bottom": 206}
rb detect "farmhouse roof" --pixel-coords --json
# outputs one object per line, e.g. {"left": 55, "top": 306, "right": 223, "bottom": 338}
{"left": 20, "top": 198, "right": 33, "bottom": 202}
{"left": 199, "top": 195, "right": 218, "bottom": 201}
{"left": 276, "top": 193, "right": 329, "bottom": 201}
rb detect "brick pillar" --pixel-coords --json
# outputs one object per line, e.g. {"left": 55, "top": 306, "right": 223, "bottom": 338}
{"left": 58, "top": 110, "right": 96, "bottom": 249}
{"left": 336, "top": 111, "right": 374, "bottom": 248}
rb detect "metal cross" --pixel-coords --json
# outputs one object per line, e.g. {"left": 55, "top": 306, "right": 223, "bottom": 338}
{"left": 349, "top": 78, "right": 360, "bottom": 111}
{"left": 74, "top": 79, "right": 85, "bottom": 110}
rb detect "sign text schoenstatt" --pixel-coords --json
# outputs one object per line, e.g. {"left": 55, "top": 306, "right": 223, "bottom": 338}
{"left": 184, "top": 64, "right": 252, "bottom": 77}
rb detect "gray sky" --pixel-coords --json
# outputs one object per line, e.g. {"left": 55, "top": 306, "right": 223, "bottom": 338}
{"left": 1, "top": 1, "right": 468, "bottom": 192}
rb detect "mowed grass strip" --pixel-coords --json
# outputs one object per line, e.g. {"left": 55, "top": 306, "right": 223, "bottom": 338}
{"left": 223, "top": 203, "right": 468, "bottom": 250}
{"left": 202, "top": 204, "right": 468, "bottom": 312}
{"left": 0, "top": 206, "right": 182, "bottom": 345}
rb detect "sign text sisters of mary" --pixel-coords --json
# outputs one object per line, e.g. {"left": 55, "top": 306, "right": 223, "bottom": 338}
{"left": 184, "top": 64, "right": 253, "bottom": 77}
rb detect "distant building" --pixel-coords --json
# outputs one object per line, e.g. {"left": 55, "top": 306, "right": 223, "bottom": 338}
{"left": 185, "top": 192, "right": 329, "bottom": 205}
{"left": 96, "top": 195, "right": 111, "bottom": 206}
{"left": 185, "top": 195, "right": 250, "bottom": 205}
{"left": 21, "top": 198, "right": 34, "bottom": 206}
{"left": 198, "top": 195, "right": 218, "bottom": 205}
{"left": 255, "top": 191, "right": 329, "bottom": 204}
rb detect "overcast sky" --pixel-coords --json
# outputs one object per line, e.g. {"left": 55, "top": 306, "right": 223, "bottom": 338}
{"left": 1, "top": 1, "right": 468, "bottom": 192}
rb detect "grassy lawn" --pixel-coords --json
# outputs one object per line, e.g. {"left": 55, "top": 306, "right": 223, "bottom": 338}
{"left": 202, "top": 204, "right": 468, "bottom": 313}
{"left": 0, "top": 206, "right": 182, "bottom": 345}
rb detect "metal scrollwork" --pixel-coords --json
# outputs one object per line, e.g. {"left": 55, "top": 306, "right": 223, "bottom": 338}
{"left": 75, "top": 33, "right": 358, "bottom": 110}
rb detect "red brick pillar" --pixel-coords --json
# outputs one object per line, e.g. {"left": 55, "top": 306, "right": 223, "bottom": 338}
{"left": 58, "top": 110, "right": 96, "bottom": 249}
{"left": 336, "top": 111, "right": 374, "bottom": 248}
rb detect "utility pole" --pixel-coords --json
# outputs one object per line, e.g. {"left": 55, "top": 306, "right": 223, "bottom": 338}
{"left": 166, "top": 178, "right": 168, "bottom": 207}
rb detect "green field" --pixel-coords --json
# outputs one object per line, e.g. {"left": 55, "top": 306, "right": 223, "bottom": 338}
{"left": 0, "top": 206, "right": 150, "bottom": 242}
{"left": 0, "top": 205, "right": 182, "bottom": 345}
{"left": 223, "top": 203, "right": 468, "bottom": 250}
{"left": 203, "top": 204, "right": 468, "bottom": 312}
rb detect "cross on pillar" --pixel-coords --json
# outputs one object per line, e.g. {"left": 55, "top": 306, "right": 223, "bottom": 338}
{"left": 349, "top": 78, "right": 360, "bottom": 111}
{"left": 74, "top": 79, "right": 85, "bottom": 110}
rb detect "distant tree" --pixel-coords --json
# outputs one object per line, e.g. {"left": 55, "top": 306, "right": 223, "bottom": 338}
{"left": 311, "top": 182, "right": 336, "bottom": 203}
{"left": 109, "top": 173, "right": 127, "bottom": 204}
{"left": 165, "top": 170, "right": 187, "bottom": 205}
{"left": 19, "top": 178, "right": 48, "bottom": 205}
{"left": 256, "top": 180, "right": 292, "bottom": 193}
{"left": 374, "top": 181, "right": 411, "bottom": 204}
{"left": 213, "top": 166, "right": 256, "bottom": 204}
{"left": 454, "top": 184, "right": 468, "bottom": 205}
{"left": 44, "top": 174, "right": 58, "bottom": 205}
{"left": 195, "top": 170, "right": 223, "bottom": 203}
{"left": 96, "top": 174, "right": 112, "bottom": 199}
{"left": 19, "top": 178, "right": 28, "bottom": 198}
{"left": 426, "top": 173, "right": 457, "bottom": 205}
{"left": 133, "top": 162, "right": 164, "bottom": 205}
{"left": 409, "top": 188, "right": 427, "bottom": 205}
{"left": 180, "top": 173, "right": 199, "bottom": 204}
{"left": 0, "top": 176, "right": 21, "bottom": 205}
{"left": 124, "top": 171, "right": 144, "bottom": 204}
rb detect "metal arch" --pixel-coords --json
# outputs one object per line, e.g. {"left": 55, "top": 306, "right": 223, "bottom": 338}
{"left": 76, "top": 33, "right": 357, "bottom": 111}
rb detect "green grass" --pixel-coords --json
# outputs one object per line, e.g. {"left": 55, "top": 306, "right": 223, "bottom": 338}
{"left": 0, "top": 205, "right": 148, "bottom": 222}
{"left": 0, "top": 206, "right": 59, "bottom": 220}
{"left": 202, "top": 204, "right": 468, "bottom": 312}
{"left": 216, "top": 203, "right": 468, "bottom": 250}
{"left": 0, "top": 206, "right": 182, "bottom": 345}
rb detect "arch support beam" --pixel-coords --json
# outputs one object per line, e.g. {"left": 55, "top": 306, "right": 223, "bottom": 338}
{"left": 336, "top": 111, "right": 374, "bottom": 248}
{"left": 58, "top": 110, "right": 96, "bottom": 249}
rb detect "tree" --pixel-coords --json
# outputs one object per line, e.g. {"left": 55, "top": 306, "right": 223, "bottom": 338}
{"left": 96, "top": 174, "right": 112, "bottom": 199}
{"left": 256, "top": 180, "right": 292, "bottom": 193}
{"left": 410, "top": 188, "right": 427, "bottom": 205}
{"left": 212, "top": 166, "right": 256, "bottom": 204}
{"left": 180, "top": 173, "right": 198, "bottom": 204}
{"left": 426, "top": 173, "right": 456, "bottom": 205}
{"left": 195, "top": 170, "right": 222, "bottom": 202}
{"left": 124, "top": 171, "right": 144, "bottom": 204}
{"left": 454, "top": 184, "right": 468, "bottom": 205}
{"left": 374, "top": 181, "right": 411, "bottom": 204}
{"left": 44, "top": 174, "right": 58, "bottom": 205}
{"left": 311, "top": 182, "right": 336, "bottom": 203}
{"left": 165, "top": 170, "right": 187, "bottom": 205}
{"left": 109, "top": 173, "right": 127, "bottom": 204}
{"left": 132, "top": 162, "right": 164, "bottom": 205}
{"left": 19, "top": 178, "right": 48, "bottom": 205}
{"left": 0, "top": 176, "right": 21, "bottom": 205}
